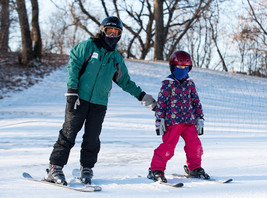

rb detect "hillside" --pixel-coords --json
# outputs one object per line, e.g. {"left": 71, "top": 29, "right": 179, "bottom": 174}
{"left": 0, "top": 60, "right": 267, "bottom": 198}
{"left": 0, "top": 52, "right": 68, "bottom": 99}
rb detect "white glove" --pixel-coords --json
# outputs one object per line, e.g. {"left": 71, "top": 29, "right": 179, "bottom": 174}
{"left": 156, "top": 118, "right": 166, "bottom": 136}
{"left": 196, "top": 118, "right": 204, "bottom": 135}
{"left": 141, "top": 94, "right": 156, "bottom": 111}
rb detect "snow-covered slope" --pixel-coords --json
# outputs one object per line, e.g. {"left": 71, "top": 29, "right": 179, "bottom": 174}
{"left": 0, "top": 60, "right": 267, "bottom": 198}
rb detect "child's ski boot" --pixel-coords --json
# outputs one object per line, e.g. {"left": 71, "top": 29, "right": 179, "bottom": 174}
{"left": 184, "top": 165, "right": 210, "bottom": 179}
{"left": 147, "top": 168, "right": 167, "bottom": 183}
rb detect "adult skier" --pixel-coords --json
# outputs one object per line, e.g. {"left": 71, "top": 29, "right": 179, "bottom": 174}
{"left": 45, "top": 16, "right": 156, "bottom": 185}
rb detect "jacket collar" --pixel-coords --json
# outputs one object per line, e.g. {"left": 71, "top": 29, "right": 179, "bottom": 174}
{"left": 165, "top": 74, "right": 189, "bottom": 84}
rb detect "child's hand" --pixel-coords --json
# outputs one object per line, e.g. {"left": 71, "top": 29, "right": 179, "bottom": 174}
{"left": 155, "top": 118, "right": 166, "bottom": 136}
{"left": 196, "top": 118, "right": 204, "bottom": 135}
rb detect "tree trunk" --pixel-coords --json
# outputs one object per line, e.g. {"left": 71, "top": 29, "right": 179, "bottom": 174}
{"left": 31, "top": 0, "right": 42, "bottom": 60}
{"left": 16, "top": 0, "right": 33, "bottom": 66}
{"left": 153, "top": 0, "right": 164, "bottom": 60}
{"left": 0, "top": 0, "right": 10, "bottom": 52}
{"left": 209, "top": 18, "right": 228, "bottom": 72}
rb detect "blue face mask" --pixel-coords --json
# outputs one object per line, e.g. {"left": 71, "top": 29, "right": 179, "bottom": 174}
{"left": 173, "top": 67, "right": 189, "bottom": 80}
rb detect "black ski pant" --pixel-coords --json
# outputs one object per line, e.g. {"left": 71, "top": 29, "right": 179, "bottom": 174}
{"left": 49, "top": 99, "right": 107, "bottom": 168}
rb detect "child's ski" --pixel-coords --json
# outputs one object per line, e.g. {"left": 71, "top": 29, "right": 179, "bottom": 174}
{"left": 157, "top": 181, "right": 184, "bottom": 188}
{"left": 171, "top": 173, "right": 233, "bottom": 184}
{"left": 138, "top": 174, "right": 184, "bottom": 188}
{"left": 22, "top": 172, "right": 101, "bottom": 192}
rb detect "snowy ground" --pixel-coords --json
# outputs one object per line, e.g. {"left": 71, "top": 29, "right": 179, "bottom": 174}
{"left": 0, "top": 60, "right": 267, "bottom": 198}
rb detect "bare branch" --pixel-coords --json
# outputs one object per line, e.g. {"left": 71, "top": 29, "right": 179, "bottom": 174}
{"left": 70, "top": 3, "right": 94, "bottom": 37}
{"left": 76, "top": 0, "right": 101, "bottom": 26}
{"left": 167, "top": 0, "right": 214, "bottom": 58}
{"left": 101, "top": 0, "right": 109, "bottom": 17}
{"left": 247, "top": 0, "right": 267, "bottom": 35}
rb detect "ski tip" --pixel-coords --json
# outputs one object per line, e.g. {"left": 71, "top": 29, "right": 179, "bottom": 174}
{"left": 93, "top": 186, "right": 102, "bottom": 191}
{"left": 224, "top": 179, "right": 233, "bottom": 183}
{"left": 22, "top": 172, "right": 32, "bottom": 179}
{"left": 174, "top": 183, "right": 184, "bottom": 187}
{"left": 158, "top": 181, "right": 184, "bottom": 188}
{"left": 82, "top": 185, "right": 102, "bottom": 192}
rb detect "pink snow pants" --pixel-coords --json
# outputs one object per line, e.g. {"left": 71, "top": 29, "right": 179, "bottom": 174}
{"left": 150, "top": 123, "right": 203, "bottom": 172}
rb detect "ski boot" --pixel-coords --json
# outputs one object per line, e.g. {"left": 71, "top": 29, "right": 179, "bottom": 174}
{"left": 184, "top": 165, "right": 210, "bottom": 180}
{"left": 80, "top": 166, "right": 93, "bottom": 184}
{"left": 147, "top": 168, "right": 167, "bottom": 183}
{"left": 45, "top": 164, "right": 67, "bottom": 185}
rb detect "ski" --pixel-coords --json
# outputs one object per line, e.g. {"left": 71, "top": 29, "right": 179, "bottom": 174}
{"left": 138, "top": 175, "right": 184, "bottom": 188}
{"left": 171, "top": 173, "right": 233, "bottom": 184}
{"left": 157, "top": 181, "right": 184, "bottom": 188}
{"left": 71, "top": 169, "right": 100, "bottom": 187}
{"left": 22, "top": 172, "right": 101, "bottom": 192}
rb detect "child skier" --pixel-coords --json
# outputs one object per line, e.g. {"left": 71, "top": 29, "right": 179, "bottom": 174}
{"left": 147, "top": 50, "right": 209, "bottom": 183}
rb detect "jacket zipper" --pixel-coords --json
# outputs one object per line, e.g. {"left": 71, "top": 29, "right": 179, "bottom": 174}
{"left": 181, "top": 85, "right": 185, "bottom": 122}
{"left": 175, "top": 79, "right": 185, "bottom": 122}
{"left": 88, "top": 51, "right": 106, "bottom": 102}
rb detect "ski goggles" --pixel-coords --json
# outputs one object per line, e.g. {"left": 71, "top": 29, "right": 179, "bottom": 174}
{"left": 101, "top": 26, "right": 122, "bottom": 37}
{"left": 174, "top": 65, "right": 191, "bottom": 69}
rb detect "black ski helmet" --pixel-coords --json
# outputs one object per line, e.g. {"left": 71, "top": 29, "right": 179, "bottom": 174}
{"left": 100, "top": 16, "right": 123, "bottom": 32}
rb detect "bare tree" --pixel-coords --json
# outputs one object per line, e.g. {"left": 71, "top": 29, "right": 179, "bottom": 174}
{"left": 69, "top": 0, "right": 155, "bottom": 59}
{"left": 16, "top": 0, "right": 33, "bottom": 66}
{"left": 0, "top": 0, "right": 10, "bottom": 52}
{"left": 247, "top": 0, "right": 267, "bottom": 36}
{"left": 16, "top": 0, "right": 43, "bottom": 66}
{"left": 31, "top": 0, "right": 42, "bottom": 59}
{"left": 209, "top": 12, "right": 228, "bottom": 72}
{"left": 49, "top": 0, "right": 230, "bottom": 69}
{"left": 166, "top": 0, "right": 214, "bottom": 59}
{"left": 232, "top": 0, "right": 266, "bottom": 77}
{"left": 185, "top": 18, "right": 212, "bottom": 69}
{"left": 42, "top": 0, "right": 265, "bottom": 75}
{"left": 70, "top": 0, "right": 100, "bottom": 37}
{"left": 121, "top": 0, "right": 154, "bottom": 59}
{"left": 153, "top": 0, "right": 163, "bottom": 60}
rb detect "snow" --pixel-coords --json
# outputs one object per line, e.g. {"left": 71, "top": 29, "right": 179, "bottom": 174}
{"left": 0, "top": 60, "right": 267, "bottom": 198}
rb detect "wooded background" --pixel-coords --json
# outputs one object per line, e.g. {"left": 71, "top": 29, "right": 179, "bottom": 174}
{"left": 0, "top": 0, "right": 266, "bottom": 77}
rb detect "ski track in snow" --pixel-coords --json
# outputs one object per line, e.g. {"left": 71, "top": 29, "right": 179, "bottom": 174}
{"left": 0, "top": 60, "right": 267, "bottom": 198}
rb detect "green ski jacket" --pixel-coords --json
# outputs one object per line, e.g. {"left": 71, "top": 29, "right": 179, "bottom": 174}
{"left": 67, "top": 38, "right": 143, "bottom": 106}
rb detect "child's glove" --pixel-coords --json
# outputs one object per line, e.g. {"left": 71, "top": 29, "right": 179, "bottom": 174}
{"left": 196, "top": 118, "right": 204, "bottom": 135}
{"left": 156, "top": 118, "right": 166, "bottom": 136}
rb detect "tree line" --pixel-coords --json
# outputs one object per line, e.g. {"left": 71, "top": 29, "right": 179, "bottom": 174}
{"left": 0, "top": 0, "right": 266, "bottom": 77}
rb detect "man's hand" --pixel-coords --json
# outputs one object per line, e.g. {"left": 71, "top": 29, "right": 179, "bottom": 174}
{"left": 141, "top": 93, "right": 156, "bottom": 111}
{"left": 65, "top": 89, "right": 80, "bottom": 112}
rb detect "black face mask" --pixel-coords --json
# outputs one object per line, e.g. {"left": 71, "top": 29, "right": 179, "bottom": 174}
{"left": 100, "top": 33, "right": 120, "bottom": 51}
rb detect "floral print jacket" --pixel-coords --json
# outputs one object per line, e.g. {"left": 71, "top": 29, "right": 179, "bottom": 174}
{"left": 155, "top": 75, "right": 204, "bottom": 126}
